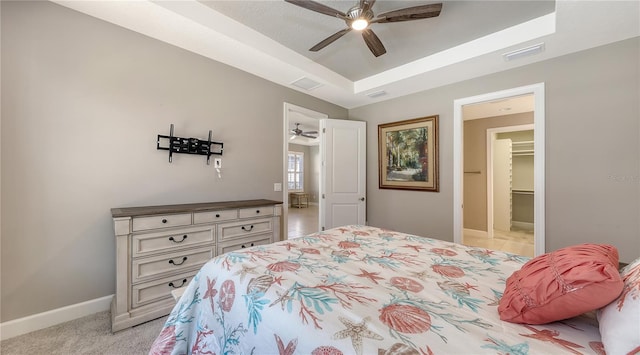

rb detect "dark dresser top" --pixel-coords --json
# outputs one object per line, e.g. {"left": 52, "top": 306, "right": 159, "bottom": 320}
{"left": 111, "top": 199, "right": 282, "bottom": 218}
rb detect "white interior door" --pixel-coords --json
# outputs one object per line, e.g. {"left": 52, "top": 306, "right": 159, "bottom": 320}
{"left": 320, "top": 119, "right": 366, "bottom": 230}
{"left": 493, "top": 139, "right": 512, "bottom": 232}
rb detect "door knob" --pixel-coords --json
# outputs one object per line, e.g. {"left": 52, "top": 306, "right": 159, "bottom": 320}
{"left": 359, "top": 197, "right": 365, "bottom": 201}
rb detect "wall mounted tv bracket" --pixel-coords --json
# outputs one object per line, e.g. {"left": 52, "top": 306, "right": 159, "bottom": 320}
{"left": 157, "top": 124, "right": 223, "bottom": 164}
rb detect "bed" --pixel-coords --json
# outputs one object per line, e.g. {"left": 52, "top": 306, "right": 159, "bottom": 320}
{"left": 149, "top": 225, "right": 606, "bottom": 355}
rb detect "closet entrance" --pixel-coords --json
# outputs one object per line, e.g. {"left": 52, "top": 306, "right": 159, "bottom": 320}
{"left": 484, "top": 125, "right": 535, "bottom": 256}
{"left": 453, "top": 83, "right": 545, "bottom": 257}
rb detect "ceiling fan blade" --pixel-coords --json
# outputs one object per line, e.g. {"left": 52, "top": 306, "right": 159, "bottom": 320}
{"left": 301, "top": 134, "right": 318, "bottom": 138}
{"left": 284, "top": 0, "right": 347, "bottom": 19}
{"left": 363, "top": 0, "right": 376, "bottom": 12}
{"left": 373, "top": 3, "right": 442, "bottom": 23}
{"left": 303, "top": 130, "right": 318, "bottom": 134}
{"left": 310, "top": 28, "right": 351, "bottom": 52}
{"left": 290, "top": 135, "right": 297, "bottom": 140}
{"left": 361, "top": 29, "right": 386, "bottom": 57}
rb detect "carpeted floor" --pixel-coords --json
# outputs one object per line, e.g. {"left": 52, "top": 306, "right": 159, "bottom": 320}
{"left": 0, "top": 311, "right": 166, "bottom": 355}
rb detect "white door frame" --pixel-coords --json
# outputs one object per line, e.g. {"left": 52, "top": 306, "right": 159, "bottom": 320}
{"left": 453, "top": 83, "right": 545, "bottom": 256}
{"left": 486, "top": 124, "right": 534, "bottom": 239}
{"left": 283, "top": 103, "right": 328, "bottom": 240}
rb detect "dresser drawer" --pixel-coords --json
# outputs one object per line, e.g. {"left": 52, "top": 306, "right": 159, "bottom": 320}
{"left": 132, "top": 213, "right": 191, "bottom": 232}
{"left": 132, "top": 271, "right": 196, "bottom": 309}
{"left": 193, "top": 209, "right": 237, "bottom": 224}
{"left": 218, "top": 234, "right": 272, "bottom": 255}
{"left": 238, "top": 206, "right": 273, "bottom": 219}
{"left": 217, "top": 218, "right": 273, "bottom": 241}
{"left": 132, "top": 246, "right": 214, "bottom": 283}
{"left": 132, "top": 225, "right": 214, "bottom": 257}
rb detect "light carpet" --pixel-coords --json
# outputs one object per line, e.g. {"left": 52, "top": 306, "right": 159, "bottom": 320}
{"left": 0, "top": 311, "right": 166, "bottom": 355}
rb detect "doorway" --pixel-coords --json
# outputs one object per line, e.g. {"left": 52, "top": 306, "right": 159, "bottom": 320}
{"left": 464, "top": 123, "right": 535, "bottom": 256}
{"left": 453, "top": 83, "right": 545, "bottom": 256}
{"left": 283, "top": 103, "right": 326, "bottom": 240}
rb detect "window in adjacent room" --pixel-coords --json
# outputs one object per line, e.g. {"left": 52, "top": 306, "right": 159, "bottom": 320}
{"left": 287, "top": 151, "right": 304, "bottom": 192}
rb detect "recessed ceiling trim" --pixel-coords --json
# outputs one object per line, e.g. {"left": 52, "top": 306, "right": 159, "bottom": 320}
{"left": 354, "top": 12, "right": 556, "bottom": 93}
{"left": 53, "top": 1, "right": 639, "bottom": 109}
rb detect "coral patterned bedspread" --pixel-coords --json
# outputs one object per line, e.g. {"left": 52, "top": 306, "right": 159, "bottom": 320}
{"left": 149, "top": 225, "right": 603, "bottom": 355}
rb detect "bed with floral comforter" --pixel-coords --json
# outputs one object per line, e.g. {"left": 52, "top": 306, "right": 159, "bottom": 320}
{"left": 149, "top": 225, "right": 603, "bottom": 354}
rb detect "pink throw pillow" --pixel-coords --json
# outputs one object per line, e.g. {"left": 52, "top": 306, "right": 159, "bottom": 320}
{"left": 498, "top": 244, "right": 623, "bottom": 324}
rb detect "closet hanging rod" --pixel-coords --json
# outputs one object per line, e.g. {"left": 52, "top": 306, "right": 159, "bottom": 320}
{"left": 464, "top": 171, "right": 481, "bottom": 174}
{"left": 512, "top": 190, "right": 534, "bottom": 195}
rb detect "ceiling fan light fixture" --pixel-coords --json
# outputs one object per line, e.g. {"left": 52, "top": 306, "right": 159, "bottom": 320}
{"left": 351, "top": 18, "right": 369, "bottom": 30}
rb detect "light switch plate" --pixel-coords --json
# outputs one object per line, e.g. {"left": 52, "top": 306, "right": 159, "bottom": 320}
{"left": 214, "top": 158, "right": 222, "bottom": 168}
{"left": 274, "top": 183, "right": 282, "bottom": 192}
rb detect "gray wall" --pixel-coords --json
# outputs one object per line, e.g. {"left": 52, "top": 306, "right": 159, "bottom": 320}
{"left": 463, "top": 113, "right": 533, "bottom": 231}
{"left": 0, "top": 1, "right": 347, "bottom": 322}
{"left": 349, "top": 37, "right": 640, "bottom": 263}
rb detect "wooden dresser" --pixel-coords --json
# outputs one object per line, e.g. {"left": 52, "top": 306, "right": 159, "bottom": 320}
{"left": 110, "top": 199, "right": 282, "bottom": 332}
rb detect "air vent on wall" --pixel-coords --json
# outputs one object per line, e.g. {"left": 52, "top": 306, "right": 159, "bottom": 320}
{"left": 503, "top": 43, "right": 545, "bottom": 61}
{"left": 366, "top": 90, "right": 387, "bottom": 98}
{"left": 291, "top": 77, "right": 323, "bottom": 91}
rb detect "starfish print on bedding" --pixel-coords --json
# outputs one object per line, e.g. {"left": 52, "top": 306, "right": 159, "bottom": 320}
{"left": 410, "top": 270, "right": 436, "bottom": 281}
{"left": 233, "top": 264, "right": 258, "bottom": 282}
{"left": 203, "top": 277, "right": 218, "bottom": 313}
{"left": 520, "top": 325, "right": 584, "bottom": 355}
{"left": 402, "top": 244, "right": 425, "bottom": 253}
{"left": 269, "top": 290, "right": 293, "bottom": 310}
{"left": 332, "top": 316, "right": 383, "bottom": 355}
{"left": 355, "top": 268, "right": 385, "bottom": 284}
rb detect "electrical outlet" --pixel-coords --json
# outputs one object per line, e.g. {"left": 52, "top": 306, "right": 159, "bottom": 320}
{"left": 214, "top": 158, "right": 222, "bottom": 168}
{"left": 274, "top": 183, "right": 282, "bottom": 192}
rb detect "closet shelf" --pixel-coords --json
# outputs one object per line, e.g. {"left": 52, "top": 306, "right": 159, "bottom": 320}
{"left": 512, "top": 141, "right": 534, "bottom": 156}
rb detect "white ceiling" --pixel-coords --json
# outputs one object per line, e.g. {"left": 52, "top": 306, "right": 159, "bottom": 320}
{"left": 55, "top": 0, "right": 639, "bottom": 109}
{"left": 201, "top": 0, "right": 555, "bottom": 81}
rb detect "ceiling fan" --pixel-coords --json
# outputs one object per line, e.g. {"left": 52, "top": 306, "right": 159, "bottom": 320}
{"left": 290, "top": 123, "right": 319, "bottom": 140}
{"left": 285, "top": 0, "right": 443, "bottom": 57}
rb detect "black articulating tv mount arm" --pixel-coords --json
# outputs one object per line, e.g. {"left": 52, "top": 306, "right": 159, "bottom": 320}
{"left": 156, "top": 124, "right": 224, "bottom": 164}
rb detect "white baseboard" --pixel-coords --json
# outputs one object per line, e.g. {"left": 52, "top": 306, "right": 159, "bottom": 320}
{"left": 512, "top": 221, "right": 534, "bottom": 231}
{"left": 463, "top": 228, "right": 489, "bottom": 238}
{"left": 0, "top": 295, "right": 113, "bottom": 341}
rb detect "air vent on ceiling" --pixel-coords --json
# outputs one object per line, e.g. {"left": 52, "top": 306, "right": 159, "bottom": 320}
{"left": 366, "top": 90, "right": 387, "bottom": 98}
{"left": 503, "top": 43, "right": 545, "bottom": 61}
{"left": 291, "top": 77, "right": 323, "bottom": 91}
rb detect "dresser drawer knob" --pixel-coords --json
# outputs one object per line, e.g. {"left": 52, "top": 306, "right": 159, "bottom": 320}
{"left": 256, "top": 210, "right": 260, "bottom": 214}
{"left": 168, "top": 256, "right": 188, "bottom": 266}
{"left": 162, "top": 219, "right": 168, "bottom": 224}
{"left": 241, "top": 225, "right": 254, "bottom": 232}
{"left": 169, "top": 235, "right": 188, "bottom": 243}
{"left": 168, "top": 278, "right": 187, "bottom": 288}
{"left": 241, "top": 242, "right": 256, "bottom": 249}
{"left": 215, "top": 214, "right": 220, "bottom": 218}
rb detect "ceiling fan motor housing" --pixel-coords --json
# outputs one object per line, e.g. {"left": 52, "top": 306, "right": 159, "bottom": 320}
{"left": 347, "top": 6, "right": 373, "bottom": 27}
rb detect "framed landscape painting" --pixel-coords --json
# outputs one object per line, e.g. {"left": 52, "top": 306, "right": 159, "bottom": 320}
{"left": 378, "top": 115, "right": 439, "bottom": 192}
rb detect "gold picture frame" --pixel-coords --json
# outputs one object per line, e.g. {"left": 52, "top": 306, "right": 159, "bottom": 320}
{"left": 378, "top": 115, "right": 439, "bottom": 192}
